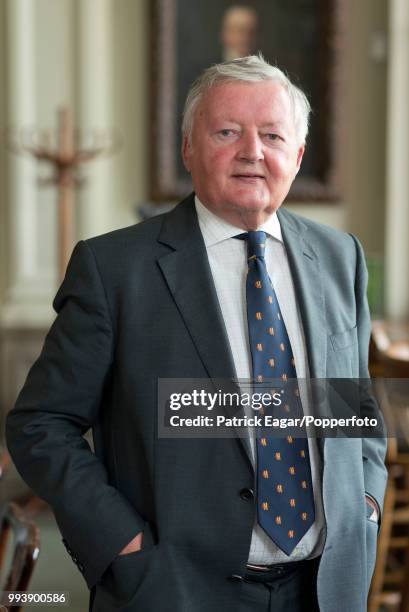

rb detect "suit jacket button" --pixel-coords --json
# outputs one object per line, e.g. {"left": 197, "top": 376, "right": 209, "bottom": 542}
{"left": 240, "top": 488, "right": 254, "bottom": 500}
{"left": 230, "top": 574, "right": 244, "bottom": 582}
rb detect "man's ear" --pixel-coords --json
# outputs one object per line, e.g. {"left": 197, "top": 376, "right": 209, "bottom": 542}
{"left": 182, "top": 134, "right": 192, "bottom": 173}
{"left": 295, "top": 145, "right": 305, "bottom": 174}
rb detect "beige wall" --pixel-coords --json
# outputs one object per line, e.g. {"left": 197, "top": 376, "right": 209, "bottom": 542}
{"left": 0, "top": 0, "right": 7, "bottom": 301}
{"left": 342, "top": 0, "right": 388, "bottom": 254}
{"left": 111, "top": 0, "right": 149, "bottom": 230}
{"left": 293, "top": 0, "right": 387, "bottom": 256}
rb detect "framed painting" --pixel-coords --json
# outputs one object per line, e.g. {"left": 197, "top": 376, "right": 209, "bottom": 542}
{"left": 150, "top": 0, "right": 345, "bottom": 202}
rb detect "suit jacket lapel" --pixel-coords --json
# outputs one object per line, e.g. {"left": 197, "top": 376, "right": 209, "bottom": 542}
{"left": 157, "top": 195, "right": 254, "bottom": 467}
{"left": 277, "top": 208, "right": 327, "bottom": 380}
{"left": 278, "top": 209, "right": 327, "bottom": 457}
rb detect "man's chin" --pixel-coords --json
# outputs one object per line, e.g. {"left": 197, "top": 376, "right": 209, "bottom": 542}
{"left": 227, "top": 196, "right": 268, "bottom": 211}
{"left": 227, "top": 199, "right": 277, "bottom": 217}
{"left": 220, "top": 201, "right": 278, "bottom": 230}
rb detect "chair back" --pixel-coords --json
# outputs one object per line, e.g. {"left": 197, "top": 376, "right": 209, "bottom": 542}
{"left": 0, "top": 502, "right": 40, "bottom": 611}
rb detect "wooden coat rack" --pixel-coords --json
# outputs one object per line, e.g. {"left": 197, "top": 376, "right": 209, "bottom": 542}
{"left": 8, "top": 107, "right": 120, "bottom": 281}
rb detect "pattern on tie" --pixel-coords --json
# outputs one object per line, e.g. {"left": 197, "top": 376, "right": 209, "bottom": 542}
{"left": 243, "top": 230, "right": 315, "bottom": 555}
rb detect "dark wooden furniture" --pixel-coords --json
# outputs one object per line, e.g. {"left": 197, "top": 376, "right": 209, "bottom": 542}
{"left": 0, "top": 502, "right": 40, "bottom": 611}
{"left": 369, "top": 320, "right": 409, "bottom": 611}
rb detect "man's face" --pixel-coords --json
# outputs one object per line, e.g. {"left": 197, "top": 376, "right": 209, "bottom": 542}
{"left": 182, "top": 80, "right": 304, "bottom": 229}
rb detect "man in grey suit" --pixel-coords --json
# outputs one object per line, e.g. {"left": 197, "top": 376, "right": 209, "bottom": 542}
{"left": 6, "top": 55, "right": 387, "bottom": 611}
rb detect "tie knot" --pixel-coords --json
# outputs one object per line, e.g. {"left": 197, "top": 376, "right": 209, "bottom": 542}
{"left": 246, "top": 231, "right": 266, "bottom": 259}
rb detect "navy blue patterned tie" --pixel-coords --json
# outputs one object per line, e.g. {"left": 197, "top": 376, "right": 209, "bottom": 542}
{"left": 243, "top": 230, "right": 315, "bottom": 555}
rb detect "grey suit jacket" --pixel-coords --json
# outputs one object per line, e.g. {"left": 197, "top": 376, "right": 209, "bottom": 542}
{"left": 6, "top": 194, "right": 387, "bottom": 611}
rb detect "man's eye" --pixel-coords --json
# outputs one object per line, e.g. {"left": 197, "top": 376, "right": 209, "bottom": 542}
{"left": 265, "top": 133, "right": 281, "bottom": 141}
{"left": 219, "top": 129, "right": 234, "bottom": 137}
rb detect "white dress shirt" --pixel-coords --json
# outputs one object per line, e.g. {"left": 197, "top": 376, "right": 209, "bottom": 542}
{"left": 195, "top": 196, "right": 326, "bottom": 564}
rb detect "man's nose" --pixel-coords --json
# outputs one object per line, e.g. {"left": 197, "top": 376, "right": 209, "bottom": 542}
{"left": 237, "top": 132, "right": 264, "bottom": 162}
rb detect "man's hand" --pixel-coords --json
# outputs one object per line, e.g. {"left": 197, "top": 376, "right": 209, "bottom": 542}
{"left": 365, "top": 495, "right": 379, "bottom": 522}
{"left": 119, "top": 532, "right": 143, "bottom": 555}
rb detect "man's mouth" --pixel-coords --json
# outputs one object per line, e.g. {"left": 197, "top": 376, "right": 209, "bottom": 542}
{"left": 232, "top": 174, "right": 265, "bottom": 179}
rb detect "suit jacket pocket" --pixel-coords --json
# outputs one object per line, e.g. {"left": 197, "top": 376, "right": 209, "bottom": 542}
{"left": 329, "top": 326, "right": 358, "bottom": 351}
{"left": 95, "top": 524, "right": 157, "bottom": 609}
{"left": 110, "top": 547, "right": 155, "bottom": 602}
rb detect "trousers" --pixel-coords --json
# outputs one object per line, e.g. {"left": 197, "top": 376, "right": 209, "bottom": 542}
{"left": 239, "top": 557, "right": 320, "bottom": 612}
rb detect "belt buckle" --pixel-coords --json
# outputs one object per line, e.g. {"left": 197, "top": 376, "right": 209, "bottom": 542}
{"left": 246, "top": 563, "right": 271, "bottom": 573}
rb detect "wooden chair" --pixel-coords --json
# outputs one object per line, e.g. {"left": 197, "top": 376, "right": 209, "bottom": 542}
{"left": 0, "top": 502, "right": 40, "bottom": 611}
{"left": 368, "top": 338, "right": 409, "bottom": 611}
{"left": 0, "top": 448, "right": 10, "bottom": 481}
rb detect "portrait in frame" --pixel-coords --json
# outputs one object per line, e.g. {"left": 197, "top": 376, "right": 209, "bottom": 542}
{"left": 150, "top": 0, "right": 345, "bottom": 203}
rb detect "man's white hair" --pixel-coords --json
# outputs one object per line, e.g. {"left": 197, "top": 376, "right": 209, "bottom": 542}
{"left": 182, "top": 54, "right": 311, "bottom": 147}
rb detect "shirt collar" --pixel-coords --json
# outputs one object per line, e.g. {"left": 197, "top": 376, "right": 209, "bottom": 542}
{"left": 195, "top": 195, "right": 283, "bottom": 248}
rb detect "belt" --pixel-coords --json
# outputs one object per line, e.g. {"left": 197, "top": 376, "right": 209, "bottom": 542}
{"left": 245, "top": 557, "right": 320, "bottom": 583}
